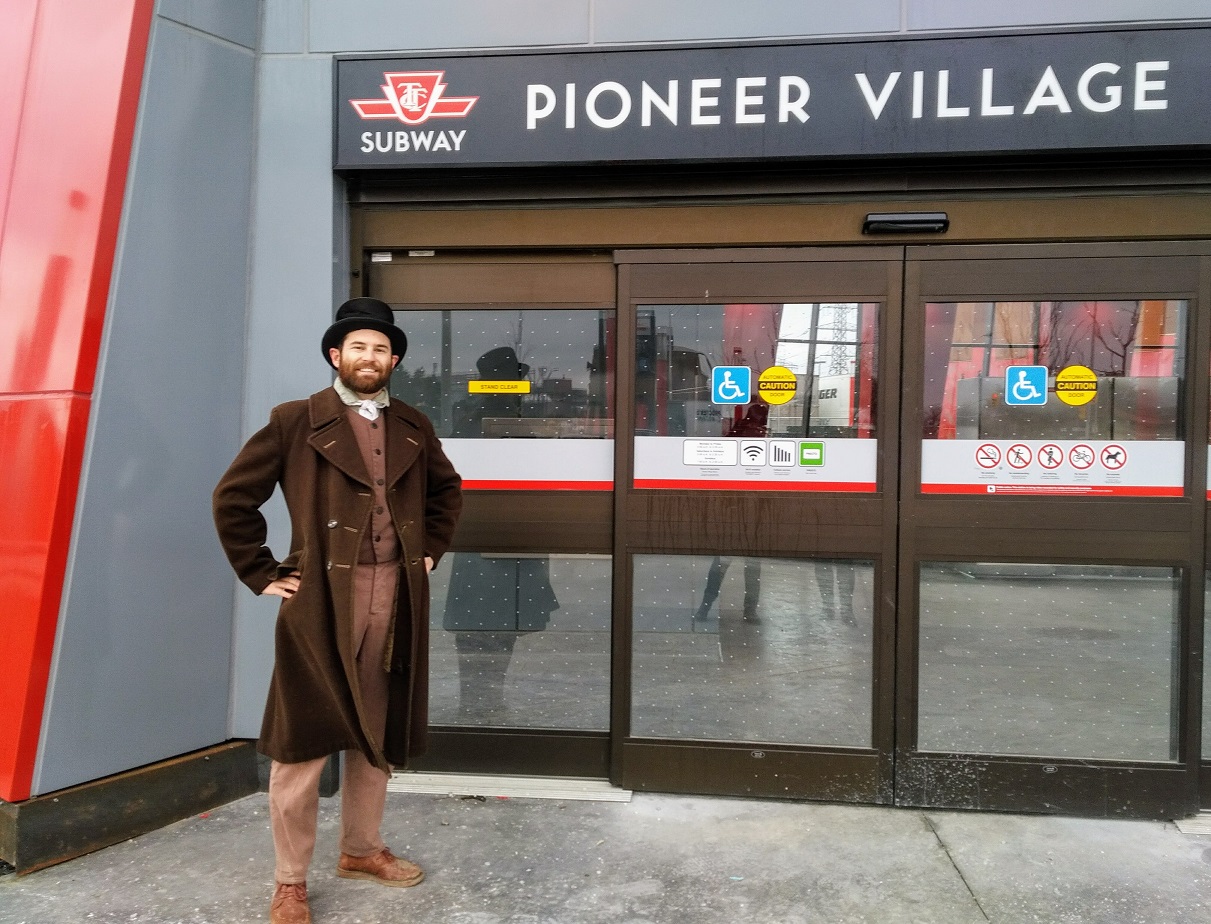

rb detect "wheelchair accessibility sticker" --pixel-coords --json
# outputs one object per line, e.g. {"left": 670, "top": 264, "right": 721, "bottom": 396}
{"left": 1004, "top": 365, "right": 1048, "bottom": 406}
{"left": 712, "top": 365, "right": 751, "bottom": 405}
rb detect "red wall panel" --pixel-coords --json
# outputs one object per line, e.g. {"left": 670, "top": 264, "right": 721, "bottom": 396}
{"left": 0, "top": 0, "right": 155, "bottom": 803}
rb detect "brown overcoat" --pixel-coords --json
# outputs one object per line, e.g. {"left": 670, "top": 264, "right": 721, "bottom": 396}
{"left": 212, "top": 387, "right": 462, "bottom": 770}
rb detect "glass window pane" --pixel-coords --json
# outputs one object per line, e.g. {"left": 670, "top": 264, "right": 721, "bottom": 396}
{"left": 429, "top": 553, "right": 611, "bottom": 729}
{"left": 1205, "top": 575, "right": 1211, "bottom": 761}
{"left": 631, "top": 554, "right": 874, "bottom": 746}
{"left": 636, "top": 303, "right": 878, "bottom": 438}
{"left": 388, "top": 308, "right": 614, "bottom": 439}
{"left": 919, "top": 563, "right": 1180, "bottom": 762}
{"left": 924, "top": 300, "right": 1186, "bottom": 441}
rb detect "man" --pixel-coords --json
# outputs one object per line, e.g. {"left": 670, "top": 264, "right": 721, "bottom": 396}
{"left": 213, "top": 297, "right": 462, "bottom": 924}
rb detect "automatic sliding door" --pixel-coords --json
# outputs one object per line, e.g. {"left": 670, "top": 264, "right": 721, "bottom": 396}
{"left": 615, "top": 249, "right": 902, "bottom": 801}
{"left": 898, "top": 243, "right": 1209, "bottom": 817}
{"left": 372, "top": 253, "right": 616, "bottom": 777}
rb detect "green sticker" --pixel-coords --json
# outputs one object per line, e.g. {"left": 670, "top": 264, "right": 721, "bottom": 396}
{"left": 799, "top": 441, "right": 825, "bottom": 467}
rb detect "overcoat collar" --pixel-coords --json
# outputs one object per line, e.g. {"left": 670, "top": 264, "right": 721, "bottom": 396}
{"left": 306, "top": 387, "right": 423, "bottom": 488}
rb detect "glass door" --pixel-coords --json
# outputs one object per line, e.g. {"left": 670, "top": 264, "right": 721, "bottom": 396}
{"left": 613, "top": 248, "right": 904, "bottom": 801}
{"left": 897, "top": 243, "right": 1209, "bottom": 817}
{"left": 371, "top": 252, "right": 617, "bottom": 777}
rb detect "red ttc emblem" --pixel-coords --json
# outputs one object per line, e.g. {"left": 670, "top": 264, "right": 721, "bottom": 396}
{"left": 350, "top": 71, "right": 478, "bottom": 124}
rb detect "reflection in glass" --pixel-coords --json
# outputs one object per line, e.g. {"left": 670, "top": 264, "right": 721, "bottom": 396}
{"left": 635, "top": 303, "right": 877, "bottom": 438}
{"left": 429, "top": 554, "right": 611, "bottom": 729}
{"left": 1205, "top": 577, "right": 1211, "bottom": 761}
{"left": 919, "top": 563, "right": 1180, "bottom": 761}
{"left": 388, "top": 309, "right": 614, "bottom": 439}
{"left": 632, "top": 554, "right": 873, "bottom": 746}
{"left": 922, "top": 300, "right": 1186, "bottom": 440}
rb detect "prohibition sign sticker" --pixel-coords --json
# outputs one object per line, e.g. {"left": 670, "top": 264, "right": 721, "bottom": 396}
{"left": 975, "top": 443, "right": 1001, "bottom": 468}
{"left": 1006, "top": 444, "right": 1032, "bottom": 469}
{"left": 1038, "top": 443, "right": 1063, "bottom": 469}
{"left": 1100, "top": 444, "right": 1128, "bottom": 470}
{"left": 1069, "top": 444, "right": 1095, "bottom": 470}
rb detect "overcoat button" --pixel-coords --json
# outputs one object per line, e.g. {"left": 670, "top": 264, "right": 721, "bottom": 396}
{"left": 327, "top": 519, "right": 338, "bottom": 528}
{"left": 326, "top": 561, "right": 333, "bottom": 570}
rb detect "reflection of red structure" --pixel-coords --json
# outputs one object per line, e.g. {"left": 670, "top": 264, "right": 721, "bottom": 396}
{"left": 924, "top": 300, "right": 1178, "bottom": 439}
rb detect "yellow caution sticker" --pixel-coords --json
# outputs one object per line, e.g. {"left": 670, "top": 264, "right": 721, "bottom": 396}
{"left": 469, "top": 380, "right": 531, "bottom": 394}
{"left": 1054, "top": 365, "right": 1097, "bottom": 406}
{"left": 757, "top": 366, "right": 798, "bottom": 405}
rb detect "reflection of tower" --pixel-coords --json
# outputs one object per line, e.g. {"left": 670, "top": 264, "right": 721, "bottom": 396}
{"left": 825, "top": 305, "right": 854, "bottom": 375}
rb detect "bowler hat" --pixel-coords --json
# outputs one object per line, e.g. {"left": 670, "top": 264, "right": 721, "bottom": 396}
{"left": 321, "top": 297, "right": 408, "bottom": 368}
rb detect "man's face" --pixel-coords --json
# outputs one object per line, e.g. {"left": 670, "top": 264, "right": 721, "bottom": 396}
{"left": 331, "top": 328, "right": 398, "bottom": 398}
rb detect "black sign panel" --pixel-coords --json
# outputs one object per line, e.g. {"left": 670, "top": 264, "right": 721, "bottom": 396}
{"left": 334, "top": 28, "right": 1211, "bottom": 169}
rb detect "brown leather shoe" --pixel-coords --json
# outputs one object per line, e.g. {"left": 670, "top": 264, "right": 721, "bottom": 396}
{"left": 336, "top": 847, "right": 425, "bottom": 887}
{"left": 269, "top": 881, "right": 311, "bottom": 924}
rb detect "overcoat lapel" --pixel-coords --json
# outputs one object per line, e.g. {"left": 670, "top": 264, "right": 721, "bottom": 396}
{"left": 384, "top": 403, "right": 423, "bottom": 487}
{"left": 306, "top": 389, "right": 372, "bottom": 487}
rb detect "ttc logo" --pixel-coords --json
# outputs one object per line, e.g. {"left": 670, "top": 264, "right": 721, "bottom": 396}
{"left": 350, "top": 71, "right": 478, "bottom": 125}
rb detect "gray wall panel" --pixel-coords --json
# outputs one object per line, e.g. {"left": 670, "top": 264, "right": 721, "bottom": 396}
{"left": 157, "top": 0, "right": 260, "bottom": 49}
{"left": 230, "top": 53, "right": 340, "bottom": 737}
{"left": 908, "top": 0, "right": 1211, "bottom": 31}
{"left": 308, "top": 0, "right": 590, "bottom": 53}
{"left": 263, "top": 0, "right": 307, "bottom": 54}
{"left": 34, "top": 18, "right": 255, "bottom": 794}
{"left": 594, "top": 0, "right": 901, "bottom": 43}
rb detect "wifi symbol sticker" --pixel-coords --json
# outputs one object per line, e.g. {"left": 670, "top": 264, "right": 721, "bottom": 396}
{"left": 740, "top": 440, "right": 767, "bottom": 466}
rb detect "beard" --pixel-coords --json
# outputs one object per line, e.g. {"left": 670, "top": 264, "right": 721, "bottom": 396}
{"left": 337, "top": 354, "right": 393, "bottom": 397}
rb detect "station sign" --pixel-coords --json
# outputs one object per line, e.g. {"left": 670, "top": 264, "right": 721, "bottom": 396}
{"left": 336, "top": 27, "right": 1211, "bottom": 169}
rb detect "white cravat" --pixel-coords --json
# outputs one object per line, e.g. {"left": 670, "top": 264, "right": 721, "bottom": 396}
{"left": 333, "top": 380, "right": 389, "bottom": 419}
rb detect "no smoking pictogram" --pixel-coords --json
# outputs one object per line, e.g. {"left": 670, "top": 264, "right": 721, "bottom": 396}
{"left": 975, "top": 443, "right": 1001, "bottom": 468}
{"left": 1100, "top": 444, "right": 1127, "bottom": 470}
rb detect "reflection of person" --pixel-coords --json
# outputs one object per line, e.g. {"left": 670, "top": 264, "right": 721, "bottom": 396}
{"left": 443, "top": 554, "right": 560, "bottom": 719}
{"left": 816, "top": 560, "right": 856, "bottom": 625}
{"left": 213, "top": 298, "right": 463, "bottom": 924}
{"left": 446, "top": 346, "right": 558, "bottom": 720}
{"left": 726, "top": 402, "right": 769, "bottom": 437}
{"left": 696, "top": 557, "right": 762, "bottom": 622}
{"left": 452, "top": 346, "right": 529, "bottom": 437}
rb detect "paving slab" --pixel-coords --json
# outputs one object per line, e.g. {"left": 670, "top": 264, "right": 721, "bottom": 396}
{"left": 1, "top": 791, "right": 1207, "bottom": 924}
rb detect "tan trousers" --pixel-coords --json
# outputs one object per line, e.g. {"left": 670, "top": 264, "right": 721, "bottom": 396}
{"left": 269, "top": 562, "right": 399, "bottom": 884}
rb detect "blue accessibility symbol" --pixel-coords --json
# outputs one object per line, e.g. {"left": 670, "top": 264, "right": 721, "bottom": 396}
{"left": 1004, "top": 365, "right": 1048, "bottom": 406}
{"left": 712, "top": 365, "right": 751, "bottom": 405}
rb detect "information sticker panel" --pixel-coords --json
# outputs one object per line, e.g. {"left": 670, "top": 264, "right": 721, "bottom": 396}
{"left": 632, "top": 301, "right": 879, "bottom": 492}
{"left": 920, "top": 298, "right": 1187, "bottom": 497}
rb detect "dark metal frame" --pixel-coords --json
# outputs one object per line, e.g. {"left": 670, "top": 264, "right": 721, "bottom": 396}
{"left": 612, "top": 248, "right": 904, "bottom": 802}
{"left": 896, "top": 242, "right": 1211, "bottom": 817}
{"left": 352, "top": 206, "right": 1211, "bottom": 813}
{"left": 367, "top": 252, "right": 618, "bottom": 777}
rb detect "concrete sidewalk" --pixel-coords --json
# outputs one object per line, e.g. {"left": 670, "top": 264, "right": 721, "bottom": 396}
{"left": 2, "top": 785, "right": 1209, "bottom": 924}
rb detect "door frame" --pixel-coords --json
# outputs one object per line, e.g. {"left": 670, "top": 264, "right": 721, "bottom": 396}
{"left": 611, "top": 247, "right": 904, "bottom": 802}
{"left": 895, "top": 241, "right": 1211, "bottom": 817}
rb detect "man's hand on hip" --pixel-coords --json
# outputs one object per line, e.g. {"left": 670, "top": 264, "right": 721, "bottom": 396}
{"left": 263, "top": 571, "right": 301, "bottom": 598}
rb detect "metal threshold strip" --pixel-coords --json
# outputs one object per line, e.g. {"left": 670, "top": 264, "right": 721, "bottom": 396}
{"left": 1173, "top": 812, "right": 1211, "bottom": 835}
{"left": 387, "top": 772, "right": 633, "bottom": 803}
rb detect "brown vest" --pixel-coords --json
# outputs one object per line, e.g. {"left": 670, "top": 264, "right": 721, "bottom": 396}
{"left": 344, "top": 407, "right": 400, "bottom": 564}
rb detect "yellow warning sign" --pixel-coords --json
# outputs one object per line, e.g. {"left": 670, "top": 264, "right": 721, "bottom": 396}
{"left": 1054, "top": 365, "right": 1097, "bottom": 406}
{"left": 757, "top": 366, "right": 798, "bottom": 405}
{"left": 469, "top": 380, "right": 531, "bottom": 394}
